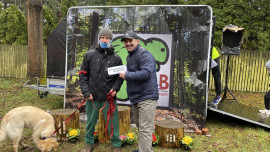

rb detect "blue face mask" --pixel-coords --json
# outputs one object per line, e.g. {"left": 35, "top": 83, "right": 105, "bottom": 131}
{"left": 99, "top": 40, "right": 112, "bottom": 48}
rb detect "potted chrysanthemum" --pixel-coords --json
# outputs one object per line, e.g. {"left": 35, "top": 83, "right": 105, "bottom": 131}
{"left": 126, "top": 132, "right": 137, "bottom": 145}
{"left": 67, "top": 128, "right": 80, "bottom": 142}
{"left": 119, "top": 135, "right": 127, "bottom": 147}
{"left": 181, "top": 136, "right": 194, "bottom": 151}
{"left": 152, "top": 132, "right": 160, "bottom": 146}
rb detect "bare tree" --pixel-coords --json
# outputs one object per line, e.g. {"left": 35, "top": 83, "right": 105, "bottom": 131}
{"left": 26, "top": 0, "right": 45, "bottom": 84}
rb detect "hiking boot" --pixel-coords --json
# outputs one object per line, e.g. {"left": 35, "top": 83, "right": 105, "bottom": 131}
{"left": 132, "top": 150, "right": 139, "bottom": 152}
{"left": 113, "top": 147, "right": 121, "bottom": 152}
{"left": 81, "top": 145, "right": 94, "bottom": 152}
{"left": 259, "top": 109, "right": 270, "bottom": 113}
{"left": 212, "top": 96, "right": 221, "bottom": 105}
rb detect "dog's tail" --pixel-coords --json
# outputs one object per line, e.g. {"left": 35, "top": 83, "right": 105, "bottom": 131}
{"left": 0, "top": 129, "right": 6, "bottom": 145}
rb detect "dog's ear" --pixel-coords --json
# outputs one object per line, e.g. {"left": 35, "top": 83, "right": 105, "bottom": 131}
{"left": 37, "top": 140, "right": 47, "bottom": 152}
{"left": 53, "top": 142, "right": 59, "bottom": 151}
{"left": 38, "top": 138, "right": 58, "bottom": 152}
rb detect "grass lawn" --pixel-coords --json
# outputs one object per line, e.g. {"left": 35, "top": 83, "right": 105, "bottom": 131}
{"left": 0, "top": 78, "right": 269, "bottom": 152}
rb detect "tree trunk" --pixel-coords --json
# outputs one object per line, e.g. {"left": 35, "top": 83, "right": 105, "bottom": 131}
{"left": 26, "top": 0, "right": 45, "bottom": 84}
{"left": 51, "top": 109, "right": 80, "bottom": 141}
{"left": 98, "top": 110, "right": 110, "bottom": 143}
{"left": 155, "top": 120, "right": 185, "bottom": 148}
{"left": 98, "top": 106, "right": 131, "bottom": 143}
{"left": 118, "top": 106, "right": 130, "bottom": 136}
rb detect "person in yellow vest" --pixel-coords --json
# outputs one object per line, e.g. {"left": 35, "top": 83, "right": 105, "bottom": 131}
{"left": 211, "top": 47, "right": 222, "bottom": 104}
{"left": 259, "top": 60, "right": 270, "bottom": 115}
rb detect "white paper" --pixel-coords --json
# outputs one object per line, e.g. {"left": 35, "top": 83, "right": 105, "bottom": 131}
{"left": 108, "top": 65, "right": 127, "bottom": 75}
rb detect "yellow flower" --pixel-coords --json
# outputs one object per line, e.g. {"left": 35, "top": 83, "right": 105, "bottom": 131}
{"left": 69, "top": 129, "right": 78, "bottom": 136}
{"left": 182, "top": 136, "right": 193, "bottom": 145}
{"left": 127, "top": 132, "right": 135, "bottom": 139}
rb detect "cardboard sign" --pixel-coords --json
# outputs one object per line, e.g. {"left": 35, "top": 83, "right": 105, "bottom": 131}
{"left": 108, "top": 65, "right": 127, "bottom": 75}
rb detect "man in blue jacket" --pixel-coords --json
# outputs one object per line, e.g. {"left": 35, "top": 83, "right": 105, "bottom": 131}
{"left": 119, "top": 31, "right": 159, "bottom": 152}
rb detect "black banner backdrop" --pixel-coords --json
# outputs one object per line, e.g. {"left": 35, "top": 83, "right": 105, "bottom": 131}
{"left": 65, "top": 6, "right": 213, "bottom": 127}
{"left": 47, "top": 18, "right": 67, "bottom": 78}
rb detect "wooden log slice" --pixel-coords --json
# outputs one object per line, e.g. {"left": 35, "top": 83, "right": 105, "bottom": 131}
{"left": 98, "top": 106, "right": 130, "bottom": 143}
{"left": 51, "top": 109, "right": 80, "bottom": 140}
{"left": 155, "top": 120, "right": 185, "bottom": 148}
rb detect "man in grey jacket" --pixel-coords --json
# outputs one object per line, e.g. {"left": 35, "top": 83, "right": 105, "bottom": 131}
{"left": 119, "top": 31, "right": 159, "bottom": 152}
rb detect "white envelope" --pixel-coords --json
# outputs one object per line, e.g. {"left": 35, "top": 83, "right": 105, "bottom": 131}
{"left": 108, "top": 65, "right": 127, "bottom": 75}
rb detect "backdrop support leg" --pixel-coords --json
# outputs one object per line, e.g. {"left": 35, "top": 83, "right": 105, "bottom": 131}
{"left": 221, "top": 55, "right": 238, "bottom": 102}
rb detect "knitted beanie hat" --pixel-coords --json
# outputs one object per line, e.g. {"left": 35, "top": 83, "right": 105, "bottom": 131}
{"left": 98, "top": 28, "right": 113, "bottom": 40}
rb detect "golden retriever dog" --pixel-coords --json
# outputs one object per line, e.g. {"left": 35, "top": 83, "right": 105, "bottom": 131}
{"left": 0, "top": 106, "right": 59, "bottom": 152}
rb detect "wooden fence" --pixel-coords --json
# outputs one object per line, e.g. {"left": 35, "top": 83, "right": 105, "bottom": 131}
{"left": 0, "top": 45, "right": 28, "bottom": 78}
{"left": 0, "top": 45, "right": 269, "bottom": 92}
{"left": 209, "top": 50, "right": 270, "bottom": 93}
{"left": 0, "top": 45, "right": 46, "bottom": 79}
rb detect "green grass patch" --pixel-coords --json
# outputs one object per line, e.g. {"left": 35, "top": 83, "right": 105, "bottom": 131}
{"left": 0, "top": 78, "right": 269, "bottom": 151}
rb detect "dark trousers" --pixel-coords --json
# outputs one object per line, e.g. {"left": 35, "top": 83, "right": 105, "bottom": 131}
{"left": 212, "top": 58, "right": 222, "bottom": 96}
{"left": 264, "top": 90, "right": 270, "bottom": 110}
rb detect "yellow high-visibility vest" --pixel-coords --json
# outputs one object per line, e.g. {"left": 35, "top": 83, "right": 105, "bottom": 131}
{"left": 212, "top": 47, "right": 220, "bottom": 59}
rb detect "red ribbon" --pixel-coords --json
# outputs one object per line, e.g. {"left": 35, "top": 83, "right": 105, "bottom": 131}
{"left": 92, "top": 99, "right": 107, "bottom": 111}
{"left": 78, "top": 71, "right": 87, "bottom": 74}
{"left": 91, "top": 91, "right": 115, "bottom": 138}
{"left": 105, "top": 91, "right": 115, "bottom": 138}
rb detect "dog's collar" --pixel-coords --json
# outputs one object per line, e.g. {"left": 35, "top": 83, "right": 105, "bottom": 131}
{"left": 41, "top": 136, "right": 56, "bottom": 140}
